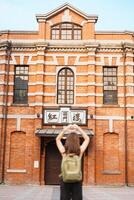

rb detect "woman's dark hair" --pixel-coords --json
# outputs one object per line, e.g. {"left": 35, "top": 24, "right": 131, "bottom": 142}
{"left": 65, "top": 132, "right": 80, "bottom": 156}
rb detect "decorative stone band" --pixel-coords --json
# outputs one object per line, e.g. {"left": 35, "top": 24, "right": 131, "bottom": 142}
{"left": 35, "top": 128, "right": 94, "bottom": 137}
{"left": 7, "top": 169, "right": 27, "bottom": 173}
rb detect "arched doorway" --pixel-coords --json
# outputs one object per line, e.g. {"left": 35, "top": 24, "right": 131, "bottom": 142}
{"left": 45, "top": 140, "right": 62, "bottom": 185}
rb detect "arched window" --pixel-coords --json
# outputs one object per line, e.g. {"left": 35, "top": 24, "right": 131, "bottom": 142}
{"left": 51, "top": 22, "right": 82, "bottom": 40}
{"left": 57, "top": 68, "right": 74, "bottom": 104}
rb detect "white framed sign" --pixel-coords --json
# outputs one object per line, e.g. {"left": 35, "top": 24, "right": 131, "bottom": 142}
{"left": 43, "top": 107, "right": 87, "bottom": 125}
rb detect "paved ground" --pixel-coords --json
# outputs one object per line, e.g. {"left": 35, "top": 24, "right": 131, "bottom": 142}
{"left": 0, "top": 185, "right": 134, "bottom": 200}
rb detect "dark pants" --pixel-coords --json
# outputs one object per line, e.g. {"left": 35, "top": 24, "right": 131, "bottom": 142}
{"left": 60, "top": 180, "right": 82, "bottom": 200}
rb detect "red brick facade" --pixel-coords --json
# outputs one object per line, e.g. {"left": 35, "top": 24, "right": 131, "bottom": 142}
{"left": 0, "top": 3, "right": 134, "bottom": 185}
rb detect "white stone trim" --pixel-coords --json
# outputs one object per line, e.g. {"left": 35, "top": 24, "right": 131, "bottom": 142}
{"left": 0, "top": 70, "right": 132, "bottom": 77}
{"left": 0, "top": 92, "right": 13, "bottom": 95}
{"left": 75, "top": 82, "right": 96, "bottom": 86}
{"left": 109, "top": 56, "right": 112, "bottom": 66}
{"left": 96, "top": 54, "right": 122, "bottom": 57}
{"left": 62, "top": 9, "right": 72, "bottom": 22}
{"left": 118, "top": 84, "right": 124, "bottom": 87}
{"left": 76, "top": 93, "right": 103, "bottom": 97}
{"left": 47, "top": 20, "right": 53, "bottom": 26}
{"left": 64, "top": 55, "right": 68, "bottom": 65}
{"left": 0, "top": 92, "right": 56, "bottom": 96}
{"left": 28, "top": 82, "right": 56, "bottom": 86}
{"left": 0, "top": 81, "right": 14, "bottom": 85}
{"left": 87, "top": 52, "right": 95, "bottom": 56}
{"left": 7, "top": 169, "right": 27, "bottom": 173}
{"left": 0, "top": 60, "right": 7, "bottom": 64}
{"left": 96, "top": 115, "right": 124, "bottom": 132}
{"left": 17, "top": 117, "right": 21, "bottom": 131}
{"left": 126, "top": 53, "right": 134, "bottom": 57}
{"left": 118, "top": 94, "right": 124, "bottom": 97}
{"left": 0, "top": 114, "right": 129, "bottom": 120}
{"left": 109, "top": 119, "right": 113, "bottom": 132}
{"left": 20, "top": 55, "right": 24, "bottom": 65}
{"left": 126, "top": 83, "right": 134, "bottom": 86}
{"left": 0, "top": 102, "right": 134, "bottom": 108}
{"left": 125, "top": 73, "right": 134, "bottom": 76}
{"left": 81, "top": 20, "right": 87, "bottom": 26}
{"left": 36, "top": 52, "right": 45, "bottom": 56}
{"left": 28, "top": 92, "right": 56, "bottom": 96}
{"left": 96, "top": 116, "right": 125, "bottom": 120}
{"left": 11, "top": 55, "right": 17, "bottom": 65}
{"left": 27, "top": 55, "right": 35, "bottom": 65}
{"left": 126, "top": 104, "right": 134, "bottom": 107}
{"left": 29, "top": 72, "right": 56, "bottom": 75}
{"left": 0, "top": 52, "right": 6, "bottom": 56}
{"left": 0, "top": 91, "right": 133, "bottom": 97}
{"left": 126, "top": 94, "right": 134, "bottom": 97}
{"left": 0, "top": 81, "right": 56, "bottom": 86}
{"left": 125, "top": 62, "right": 134, "bottom": 66}
{"left": 0, "top": 114, "right": 39, "bottom": 119}
{"left": 0, "top": 38, "right": 133, "bottom": 44}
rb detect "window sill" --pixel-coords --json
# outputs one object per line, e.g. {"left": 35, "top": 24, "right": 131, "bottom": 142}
{"left": 11, "top": 103, "right": 29, "bottom": 107}
{"left": 7, "top": 169, "right": 27, "bottom": 173}
{"left": 102, "top": 170, "right": 121, "bottom": 175}
{"left": 102, "top": 104, "right": 120, "bottom": 108}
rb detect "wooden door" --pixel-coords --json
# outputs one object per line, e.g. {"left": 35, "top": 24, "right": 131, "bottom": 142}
{"left": 45, "top": 140, "right": 62, "bottom": 185}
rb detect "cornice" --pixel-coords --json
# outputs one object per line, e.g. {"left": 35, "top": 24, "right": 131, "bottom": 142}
{"left": 0, "top": 30, "right": 38, "bottom": 35}
{"left": 96, "top": 30, "right": 134, "bottom": 35}
{"left": 47, "top": 47, "right": 87, "bottom": 52}
{"left": 0, "top": 41, "right": 48, "bottom": 52}
{"left": 97, "top": 48, "right": 123, "bottom": 53}
{"left": 0, "top": 40, "right": 134, "bottom": 53}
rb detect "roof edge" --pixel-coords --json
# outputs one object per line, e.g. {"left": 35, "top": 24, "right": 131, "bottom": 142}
{"left": 36, "top": 3, "right": 98, "bottom": 22}
{"left": 96, "top": 30, "right": 134, "bottom": 35}
{"left": 0, "top": 30, "right": 38, "bottom": 35}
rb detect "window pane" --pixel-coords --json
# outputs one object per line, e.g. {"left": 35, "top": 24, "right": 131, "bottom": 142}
{"left": 61, "top": 30, "right": 72, "bottom": 40}
{"left": 52, "top": 30, "right": 59, "bottom": 39}
{"left": 61, "top": 34, "right": 66, "bottom": 40}
{"left": 13, "top": 66, "right": 28, "bottom": 104}
{"left": 14, "top": 90, "right": 28, "bottom": 104}
{"left": 57, "top": 68, "right": 74, "bottom": 104}
{"left": 51, "top": 23, "right": 82, "bottom": 40}
{"left": 61, "top": 23, "right": 72, "bottom": 28}
{"left": 103, "top": 67, "right": 117, "bottom": 104}
{"left": 104, "top": 91, "right": 117, "bottom": 104}
{"left": 15, "top": 76, "right": 28, "bottom": 90}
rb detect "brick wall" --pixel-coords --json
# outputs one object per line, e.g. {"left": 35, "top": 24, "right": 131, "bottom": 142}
{"left": 0, "top": 4, "right": 134, "bottom": 185}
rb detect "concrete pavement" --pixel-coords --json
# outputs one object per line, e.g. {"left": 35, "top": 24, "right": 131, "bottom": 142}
{"left": 0, "top": 185, "right": 134, "bottom": 200}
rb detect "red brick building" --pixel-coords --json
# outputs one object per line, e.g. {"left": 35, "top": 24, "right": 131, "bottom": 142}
{"left": 0, "top": 3, "right": 134, "bottom": 185}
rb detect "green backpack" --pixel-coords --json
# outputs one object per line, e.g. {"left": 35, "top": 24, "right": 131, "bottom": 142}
{"left": 60, "top": 155, "right": 82, "bottom": 183}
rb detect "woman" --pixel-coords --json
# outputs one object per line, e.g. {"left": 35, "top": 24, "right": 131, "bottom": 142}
{"left": 56, "top": 124, "right": 90, "bottom": 200}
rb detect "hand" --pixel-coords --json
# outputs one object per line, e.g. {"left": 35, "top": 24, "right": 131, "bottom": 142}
{"left": 72, "top": 124, "right": 79, "bottom": 130}
{"left": 68, "top": 124, "right": 75, "bottom": 130}
{"left": 64, "top": 124, "right": 74, "bottom": 131}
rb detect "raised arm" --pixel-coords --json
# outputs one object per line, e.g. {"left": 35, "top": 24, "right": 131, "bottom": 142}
{"left": 73, "top": 124, "right": 90, "bottom": 156}
{"left": 56, "top": 125, "right": 73, "bottom": 155}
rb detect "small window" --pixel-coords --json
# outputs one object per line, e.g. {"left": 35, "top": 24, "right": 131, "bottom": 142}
{"left": 13, "top": 65, "right": 29, "bottom": 104}
{"left": 57, "top": 68, "right": 74, "bottom": 104}
{"left": 51, "top": 22, "right": 82, "bottom": 40}
{"left": 103, "top": 67, "right": 118, "bottom": 104}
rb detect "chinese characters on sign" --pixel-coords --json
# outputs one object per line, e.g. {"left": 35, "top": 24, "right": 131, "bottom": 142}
{"left": 46, "top": 111, "right": 59, "bottom": 123}
{"left": 44, "top": 108, "right": 87, "bottom": 125}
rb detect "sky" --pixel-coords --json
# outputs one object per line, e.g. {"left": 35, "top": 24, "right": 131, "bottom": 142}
{"left": 0, "top": 0, "right": 134, "bottom": 32}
